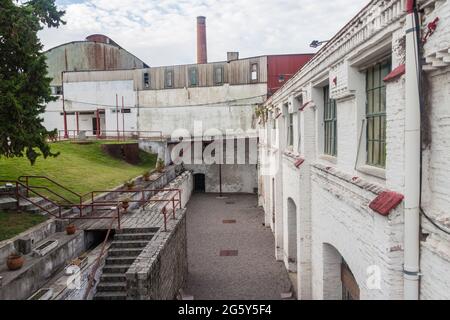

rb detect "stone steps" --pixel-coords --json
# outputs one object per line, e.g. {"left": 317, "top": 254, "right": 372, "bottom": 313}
{"left": 96, "top": 282, "right": 127, "bottom": 292}
{"left": 108, "top": 248, "right": 143, "bottom": 257}
{"left": 116, "top": 227, "right": 159, "bottom": 234}
{"left": 100, "top": 273, "right": 127, "bottom": 283}
{"left": 105, "top": 256, "right": 138, "bottom": 265}
{"left": 114, "top": 232, "right": 154, "bottom": 241}
{"left": 93, "top": 292, "right": 127, "bottom": 301}
{"left": 110, "top": 240, "right": 148, "bottom": 249}
{"left": 102, "top": 264, "right": 132, "bottom": 274}
{"left": 93, "top": 228, "right": 156, "bottom": 300}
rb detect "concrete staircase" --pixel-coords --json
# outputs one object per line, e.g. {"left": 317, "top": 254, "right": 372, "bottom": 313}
{"left": 18, "top": 197, "right": 70, "bottom": 217}
{"left": 93, "top": 228, "right": 157, "bottom": 300}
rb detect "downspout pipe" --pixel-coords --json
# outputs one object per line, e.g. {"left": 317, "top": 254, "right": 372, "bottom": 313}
{"left": 404, "top": 0, "right": 421, "bottom": 300}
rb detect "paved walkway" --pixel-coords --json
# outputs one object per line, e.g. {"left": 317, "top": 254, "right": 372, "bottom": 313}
{"left": 184, "top": 193, "right": 292, "bottom": 300}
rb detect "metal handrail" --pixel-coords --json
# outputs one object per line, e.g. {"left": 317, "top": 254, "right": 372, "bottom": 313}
{"left": 58, "top": 130, "right": 164, "bottom": 141}
{"left": 83, "top": 215, "right": 117, "bottom": 300}
{"left": 1, "top": 180, "right": 64, "bottom": 217}
{"left": 0, "top": 179, "right": 122, "bottom": 225}
{"left": 18, "top": 175, "right": 82, "bottom": 204}
{"left": 25, "top": 185, "right": 74, "bottom": 206}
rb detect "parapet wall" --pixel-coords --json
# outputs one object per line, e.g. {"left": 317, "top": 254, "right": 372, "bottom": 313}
{"left": 126, "top": 171, "right": 193, "bottom": 300}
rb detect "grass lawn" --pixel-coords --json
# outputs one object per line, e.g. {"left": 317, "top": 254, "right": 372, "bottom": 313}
{"left": 0, "top": 211, "right": 48, "bottom": 242}
{"left": 0, "top": 141, "right": 157, "bottom": 203}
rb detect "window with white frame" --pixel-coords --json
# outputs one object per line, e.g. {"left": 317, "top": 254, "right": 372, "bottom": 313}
{"left": 165, "top": 68, "right": 174, "bottom": 88}
{"left": 251, "top": 63, "right": 258, "bottom": 82}
{"left": 214, "top": 66, "right": 224, "bottom": 85}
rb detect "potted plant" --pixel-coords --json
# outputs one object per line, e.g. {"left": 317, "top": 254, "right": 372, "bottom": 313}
{"left": 143, "top": 171, "right": 151, "bottom": 181}
{"left": 156, "top": 159, "right": 165, "bottom": 173}
{"left": 121, "top": 198, "right": 131, "bottom": 213}
{"left": 66, "top": 222, "right": 76, "bottom": 235}
{"left": 124, "top": 179, "right": 135, "bottom": 191}
{"left": 7, "top": 252, "right": 24, "bottom": 271}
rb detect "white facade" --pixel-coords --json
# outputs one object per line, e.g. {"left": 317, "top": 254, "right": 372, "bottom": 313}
{"left": 258, "top": 0, "right": 450, "bottom": 300}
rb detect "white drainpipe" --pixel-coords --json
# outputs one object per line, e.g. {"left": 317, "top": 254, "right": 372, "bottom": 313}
{"left": 404, "top": 0, "right": 421, "bottom": 300}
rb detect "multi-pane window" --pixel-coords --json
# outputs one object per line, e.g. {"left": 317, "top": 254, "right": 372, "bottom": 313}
{"left": 251, "top": 63, "right": 258, "bottom": 81}
{"left": 143, "top": 72, "right": 150, "bottom": 88}
{"left": 188, "top": 67, "right": 198, "bottom": 87}
{"left": 323, "top": 85, "right": 337, "bottom": 156}
{"left": 214, "top": 66, "right": 223, "bottom": 85}
{"left": 366, "top": 60, "right": 390, "bottom": 168}
{"left": 165, "top": 69, "right": 174, "bottom": 88}
{"left": 51, "top": 86, "right": 63, "bottom": 95}
{"left": 287, "top": 113, "right": 294, "bottom": 147}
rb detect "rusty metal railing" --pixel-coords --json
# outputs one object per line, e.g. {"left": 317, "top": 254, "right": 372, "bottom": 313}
{"left": 58, "top": 130, "right": 164, "bottom": 142}
{"left": 0, "top": 180, "right": 122, "bottom": 227}
{"left": 83, "top": 216, "right": 116, "bottom": 300}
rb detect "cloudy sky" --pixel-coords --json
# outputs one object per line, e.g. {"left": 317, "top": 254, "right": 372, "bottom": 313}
{"left": 38, "top": 0, "right": 369, "bottom": 67}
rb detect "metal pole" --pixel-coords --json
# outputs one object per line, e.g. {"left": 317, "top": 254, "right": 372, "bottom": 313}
{"left": 117, "top": 208, "right": 121, "bottom": 230}
{"left": 163, "top": 207, "right": 167, "bottom": 232}
{"left": 62, "top": 72, "right": 68, "bottom": 139}
{"left": 172, "top": 196, "right": 176, "bottom": 219}
{"left": 116, "top": 94, "right": 119, "bottom": 141}
{"left": 15, "top": 182, "right": 20, "bottom": 211}
{"left": 219, "top": 163, "right": 223, "bottom": 197}
{"left": 76, "top": 112, "right": 79, "bottom": 135}
{"left": 122, "top": 96, "right": 125, "bottom": 141}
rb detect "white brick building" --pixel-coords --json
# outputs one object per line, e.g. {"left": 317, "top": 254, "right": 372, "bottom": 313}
{"left": 258, "top": 0, "right": 450, "bottom": 299}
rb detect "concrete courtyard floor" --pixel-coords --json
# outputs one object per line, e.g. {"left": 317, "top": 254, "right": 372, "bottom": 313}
{"left": 183, "top": 193, "right": 293, "bottom": 300}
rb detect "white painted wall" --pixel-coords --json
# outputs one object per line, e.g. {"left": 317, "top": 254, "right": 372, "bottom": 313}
{"left": 138, "top": 83, "right": 266, "bottom": 137}
{"left": 258, "top": 0, "right": 450, "bottom": 300}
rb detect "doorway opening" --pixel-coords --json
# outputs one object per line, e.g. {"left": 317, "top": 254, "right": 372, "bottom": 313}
{"left": 194, "top": 173, "right": 206, "bottom": 193}
{"left": 92, "top": 118, "right": 98, "bottom": 135}
{"left": 341, "top": 260, "right": 360, "bottom": 300}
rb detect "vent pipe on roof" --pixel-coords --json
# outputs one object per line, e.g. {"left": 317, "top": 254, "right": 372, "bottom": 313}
{"left": 197, "top": 16, "right": 207, "bottom": 64}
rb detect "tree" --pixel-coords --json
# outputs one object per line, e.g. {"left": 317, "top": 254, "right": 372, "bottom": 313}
{"left": 0, "top": 0, "right": 65, "bottom": 164}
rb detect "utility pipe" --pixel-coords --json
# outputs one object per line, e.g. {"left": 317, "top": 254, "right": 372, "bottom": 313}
{"left": 404, "top": 0, "right": 421, "bottom": 300}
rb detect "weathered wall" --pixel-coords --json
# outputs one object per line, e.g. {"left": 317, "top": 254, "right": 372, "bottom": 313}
{"left": 258, "top": 0, "right": 450, "bottom": 300}
{"left": 185, "top": 164, "right": 257, "bottom": 194}
{"left": 45, "top": 41, "right": 147, "bottom": 86}
{"left": 126, "top": 172, "right": 193, "bottom": 300}
{"left": 138, "top": 83, "right": 266, "bottom": 137}
{"left": 0, "top": 231, "right": 85, "bottom": 300}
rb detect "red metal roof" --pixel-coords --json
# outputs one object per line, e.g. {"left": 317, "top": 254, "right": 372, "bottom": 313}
{"left": 369, "top": 191, "right": 404, "bottom": 216}
{"left": 267, "top": 55, "right": 314, "bottom": 96}
{"left": 384, "top": 64, "right": 405, "bottom": 82}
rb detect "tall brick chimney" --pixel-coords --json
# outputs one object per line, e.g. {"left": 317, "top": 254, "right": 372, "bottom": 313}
{"left": 196, "top": 16, "right": 207, "bottom": 64}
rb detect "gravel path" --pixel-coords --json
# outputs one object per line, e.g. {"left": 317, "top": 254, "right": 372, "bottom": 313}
{"left": 183, "top": 193, "right": 292, "bottom": 300}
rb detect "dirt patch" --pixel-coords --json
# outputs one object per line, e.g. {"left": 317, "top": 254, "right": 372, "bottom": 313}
{"left": 101, "top": 143, "right": 140, "bottom": 165}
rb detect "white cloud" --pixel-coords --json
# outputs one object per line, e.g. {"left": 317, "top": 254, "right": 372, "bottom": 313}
{"left": 38, "top": 0, "right": 369, "bottom": 66}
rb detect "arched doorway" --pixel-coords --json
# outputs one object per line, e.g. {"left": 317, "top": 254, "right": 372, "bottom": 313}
{"left": 287, "top": 198, "right": 297, "bottom": 272}
{"left": 194, "top": 173, "right": 206, "bottom": 193}
{"left": 322, "top": 243, "right": 360, "bottom": 300}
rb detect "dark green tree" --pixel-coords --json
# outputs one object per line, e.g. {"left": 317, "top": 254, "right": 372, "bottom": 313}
{"left": 0, "top": 0, "right": 65, "bottom": 164}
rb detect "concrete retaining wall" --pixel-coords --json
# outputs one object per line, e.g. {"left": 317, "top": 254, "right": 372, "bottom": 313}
{"left": 125, "top": 172, "right": 193, "bottom": 300}
{"left": 0, "top": 231, "right": 85, "bottom": 300}
{"left": 0, "top": 220, "right": 57, "bottom": 267}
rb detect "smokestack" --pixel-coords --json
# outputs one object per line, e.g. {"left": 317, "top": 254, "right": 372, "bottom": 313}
{"left": 197, "top": 16, "right": 207, "bottom": 64}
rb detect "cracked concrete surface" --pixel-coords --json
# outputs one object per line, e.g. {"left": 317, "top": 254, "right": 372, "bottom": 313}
{"left": 183, "top": 193, "right": 292, "bottom": 300}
